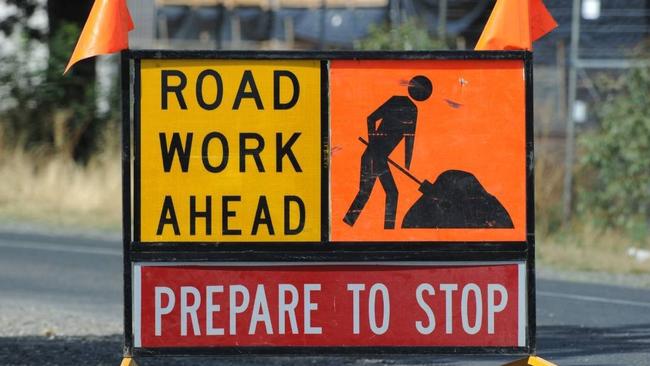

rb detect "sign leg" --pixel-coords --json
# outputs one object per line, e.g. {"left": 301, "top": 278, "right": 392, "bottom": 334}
{"left": 119, "top": 357, "right": 138, "bottom": 366}
{"left": 502, "top": 356, "right": 558, "bottom": 366}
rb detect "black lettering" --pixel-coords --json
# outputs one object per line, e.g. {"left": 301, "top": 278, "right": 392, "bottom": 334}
{"left": 190, "top": 195, "right": 212, "bottom": 236}
{"left": 274, "top": 70, "right": 300, "bottom": 110}
{"left": 222, "top": 196, "right": 242, "bottom": 235}
{"left": 284, "top": 195, "right": 305, "bottom": 235}
{"left": 202, "top": 132, "right": 229, "bottom": 173}
{"left": 239, "top": 133, "right": 265, "bottom": 172}
{"left": 251, "top": 196, "right": 275, "bottom": 235}
{"left": 159, "top": 133, "right": 193, "bottom": 172}
{"left": 161, "top": 70, "right": 187, "bottom": 110}
{"left": 157, "top": 196, "right": 180, "bottom": 235}
{"left": 276, "top": 132, "right": 302, "bottom": 172}
{"left": 233, "top": 70, "right": 264, "bottom": 110}
{"left": 196, "top": 70, "right": 223, "bottom": 110}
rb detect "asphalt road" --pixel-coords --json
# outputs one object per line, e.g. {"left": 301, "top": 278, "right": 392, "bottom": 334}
{"left": 0, "top": 231, "right": 649, "bottom": 366}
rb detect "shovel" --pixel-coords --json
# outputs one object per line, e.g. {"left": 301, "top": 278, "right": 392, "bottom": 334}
{"left": 357, "top": 137, "right": 435, "bottom": 195}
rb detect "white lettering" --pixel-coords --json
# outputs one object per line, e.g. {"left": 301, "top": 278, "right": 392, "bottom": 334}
{"left": 487, "top": 284, "right": 508, "bottom": 334}
{"left": 347, "top": 284, "right": 365, "bottom": 334}
{"left": 229, "top": 285, "right": 250, "bottom": 335}
{"left": 206, "top": 285, "right": 224, "bottom": 336}
{"left": 180, "top": 286, "right": 201, "bottom": 336}
{"left": 278, "top": 284, "right": 299, "bottom": 334}
{"left": 415, "top": 284, "right": 436, "bottom": 335}
{"left": 249, "top": 285, "right": 273, "bottom": 334}
{"left": 461, "top": 283, "right": 482, "bottom": 335}
{"left": 154, "top": 287, "right": 175, "bottom": 337}
{"left": 440, "top": 284, "right": 458, "bottom": 334}
{"left": 304, "top": 284, "right": 322, "bottom": 334}
{"left": 368, "top": 283, "right": 390, "bottom": 335}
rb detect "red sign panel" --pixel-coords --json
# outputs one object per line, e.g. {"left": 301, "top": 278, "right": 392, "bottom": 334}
{"left": 133, "top": 263, "right": 526, "bottom": 348}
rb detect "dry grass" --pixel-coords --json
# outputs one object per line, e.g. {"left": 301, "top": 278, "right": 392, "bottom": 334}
{"left": 534, "top": 135, "right": 566, "bottom": 238}
{"left": 0, "top": 145, "right": 122, "bottom": 231}
{"left": 538, "top": 223, "right": 650, "bottom": 274}
{"left": 534, "top": 136, "right": 650, "bottom": 275}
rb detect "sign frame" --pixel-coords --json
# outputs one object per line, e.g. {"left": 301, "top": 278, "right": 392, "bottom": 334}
{"left": 121, "top": 50, "right": 535, "bottom": 357}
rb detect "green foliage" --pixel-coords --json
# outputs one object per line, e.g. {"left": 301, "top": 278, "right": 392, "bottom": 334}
{"left": 355, "top": 18, "right": 447, "bottom": 51}
{"left": 0, "top": 22, "right": 110, "bottom": 160}
{"left": 578, "top": 66, "right": 650, "bottom": 238}
{"left": 0, "top": 0, "right": 45, "bottom": 40}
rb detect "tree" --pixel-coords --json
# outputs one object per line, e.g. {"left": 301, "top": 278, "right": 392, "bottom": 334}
{"left": 355, "top": 18, "right": 447, "bottom": 51}
{"left": 46, "top": 0, "right": 96, "bottom": 82}
{"left": 578, "top": 65, "right": 650, "bottom": 238}
{"left": 0, "top": 0, "right": 104, "bottom": 160}
{"left": 0, "top": 0, "right": 45, "bottom": 41}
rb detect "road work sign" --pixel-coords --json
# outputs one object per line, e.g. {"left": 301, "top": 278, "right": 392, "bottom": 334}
{"left": 138, "top": 60, "right": 323, "bottom": 242}
{"left": 122, "top": 51, "right": 534, "bottom": 357}
{"left": 331, "top": 60, "right": 526, "bottom": 242}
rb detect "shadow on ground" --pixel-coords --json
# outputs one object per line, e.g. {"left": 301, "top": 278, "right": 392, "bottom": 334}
{"left": 2, "top": 324, "right": 650, "bottom": 365}
{"left": 537, "top": 323, "right": 650, "bottom": 361}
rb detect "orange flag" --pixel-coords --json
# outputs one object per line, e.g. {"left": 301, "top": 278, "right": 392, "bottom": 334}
{"left": 475, "top": 0, "right": 557, "bottom": 51}
{"left": 64, "top": 0, "right": 134, "bottom": 74}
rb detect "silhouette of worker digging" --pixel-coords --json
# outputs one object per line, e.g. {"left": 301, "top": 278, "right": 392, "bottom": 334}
{"left": 343, "top": 75, "right": 513, "bottom": 229}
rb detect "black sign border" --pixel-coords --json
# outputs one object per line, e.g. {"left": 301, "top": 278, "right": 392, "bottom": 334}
{"left": 121, "top": 50, "right": 535, "bottom": 357}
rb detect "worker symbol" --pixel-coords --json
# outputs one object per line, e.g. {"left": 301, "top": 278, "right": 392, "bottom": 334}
{"left": 343, "top": 75, "right": 433, "bottom": 229}
{"left": 342, "top": 75, "right": 515, "bottom": 230}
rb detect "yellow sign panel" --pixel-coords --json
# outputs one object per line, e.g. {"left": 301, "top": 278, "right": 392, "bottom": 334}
{"left": 139, "top": 59, "right": 322, "bottom": 242}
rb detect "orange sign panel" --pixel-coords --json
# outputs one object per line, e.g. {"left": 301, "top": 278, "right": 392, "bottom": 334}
{"left": 330, "top": 60, "right": 527, "bottom": 242}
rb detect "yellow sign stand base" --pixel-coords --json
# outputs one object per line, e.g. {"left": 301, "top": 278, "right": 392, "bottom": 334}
{"left": 119, "top": 357, "right": 138, "bottom": 366}
{"left": 118, "top": 355, "right": 554, "bottom": 366}
{"left": 502, "top": 356, "right": 557, "bottom": 366}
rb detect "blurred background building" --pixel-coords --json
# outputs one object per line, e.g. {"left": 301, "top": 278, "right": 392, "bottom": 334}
{"left": 3, "top": 0, "right": 649, "bottom": 136}
{"left": 127, "top": 0, "right": 491, "bottom": 50}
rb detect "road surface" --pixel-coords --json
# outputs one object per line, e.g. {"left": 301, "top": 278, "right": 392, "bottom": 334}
{"left": 0, "top": 231, "right": 649, "bottom": 365}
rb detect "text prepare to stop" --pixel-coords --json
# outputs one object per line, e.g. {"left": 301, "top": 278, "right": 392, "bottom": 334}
{"left": 153, "top": 282, "right": 509, "bottom": 337}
